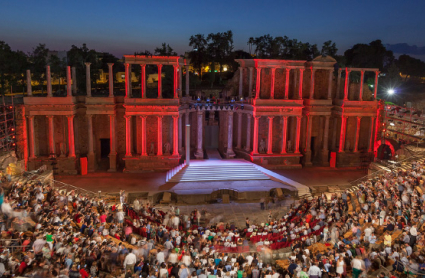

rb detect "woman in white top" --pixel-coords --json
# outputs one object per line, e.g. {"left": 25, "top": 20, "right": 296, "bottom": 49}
{"left": 336, "top": 256, "right": 345, "bottom": 277}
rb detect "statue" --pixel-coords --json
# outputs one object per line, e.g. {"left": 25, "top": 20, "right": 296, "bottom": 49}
{"left": 149, "top": 142, "right": 155, "bottom": 156}
{"left": 59, "top": 143, "right": 66, "bottom": 157}
{"left": 163, "top": 142, "right": 171, "bottom": 155}
{"left": 287, "top": 140, "right": 292, "bottom": 152}
{"left": 259, "top": 139, "right": 266, "bottom": 153}
{"left": 345, "top": 140, "right": 351, "bottom": 152}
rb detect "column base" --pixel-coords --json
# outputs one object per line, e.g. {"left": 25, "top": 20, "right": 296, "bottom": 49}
{"left": 88, "top": 153, "right": 96, "bottom": 172}
{"left": 194, "top": 149, "right": 204, "bottom": 159}
{"left": 108, "top": 153, "right": 117, "bottom": 172}
{"left": 302, "top": 150, "right": 312, "bottom": 167}
{"left": 226, "top": 149, "right": 236, "bottom": 158}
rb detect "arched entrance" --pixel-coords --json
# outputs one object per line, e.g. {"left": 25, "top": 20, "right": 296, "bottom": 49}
{"left": 374, "top": 139, "right": 396, "bottom": 160}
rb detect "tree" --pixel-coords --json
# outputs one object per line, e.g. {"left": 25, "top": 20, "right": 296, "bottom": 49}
{"left": 49, "top": 54, "right": 67, "bottom": 95}
{"left": 321, "top": 40, "right": 338, "bottom": 57}
{"left": 0, "top": 41, "right": 29, "bottom": 95}
{"left": 154, "top": 43, "right": 177, "bottom": 56}
{"left": 396, "top": 54, "right": 425, "bottom": 80}
{"left": 188, "top": 34, "right": 208, "bottom": 76}
{"left": 67, "top": 44, "right": 99, "bottom": 94}
{"left": 344, "top": 40, "right": 394, "bottom": 71}
{"left": 207, "top": 30, "right": 234, "bottom": 86}
{"left": 29, "top": 44, "right": 49, "bottom": 94}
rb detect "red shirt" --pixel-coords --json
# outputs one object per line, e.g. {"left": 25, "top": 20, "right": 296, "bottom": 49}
{"left": 99, "top": 214, "right": 106, "bottom": 223}
{"left": 79, "top": 269, "right": 89, "bottom": 278}
{"left": 19, "top": 261, "right": 27, "bottom": 274}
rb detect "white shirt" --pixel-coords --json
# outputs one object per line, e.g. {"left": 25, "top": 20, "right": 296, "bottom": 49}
{"left": 410, "top": 227, "right": 418, "bottom": 236}
{"left": 123, "top": 253, "right": 137, "bottom": 267}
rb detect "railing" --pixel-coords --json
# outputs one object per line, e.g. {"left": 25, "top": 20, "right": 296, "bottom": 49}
{"left": 165, "top": 161, "right": 187, "bottom": 182}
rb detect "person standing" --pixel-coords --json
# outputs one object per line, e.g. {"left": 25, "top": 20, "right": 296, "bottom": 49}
{"left": 123, "top": 248, "right": 137, "bottom": 274}
{"left": 336, "top": 256, "right": 345, "bottom": 277}
{"left": 351, "top": 255, "right": 364, "bottom": 278}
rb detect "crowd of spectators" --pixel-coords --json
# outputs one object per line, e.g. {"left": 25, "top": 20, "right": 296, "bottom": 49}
{"left": 1, "top": 159, "right": 425, "bottom": 278}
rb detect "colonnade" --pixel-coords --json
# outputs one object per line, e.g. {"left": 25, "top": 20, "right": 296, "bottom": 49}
{"left": 337, "top": 68, "right": 380, "bottom": 101}
{"left": 123, "top": 114, "right": 179, "bottom": 157}
{"left": 333, "top": 115, "right": 376, "bottom": 152}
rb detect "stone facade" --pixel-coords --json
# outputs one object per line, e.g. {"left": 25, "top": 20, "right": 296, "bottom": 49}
{"left": 16, "top": 56, "right": 380, "bottom": 174}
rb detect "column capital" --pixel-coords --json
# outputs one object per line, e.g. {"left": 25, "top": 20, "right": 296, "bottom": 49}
{"left": 85, "top": 62, "right": 91, "bottom": 67}
{"left": 197, "top": 111, "right": 204, "bottom": 116}
{"left": 157, "top": 64, "right": 163, "bottom": 70}
{"left": 345, "top": 68, "right": 351, "bottom": 73}
{"left": 140, "top": 64, "right": 146, "bottom": 68}
{"left": 357, "top": 116, "right": 363, "bottom": 120}
{"left": 107, "top": 63, "right": 114, "bottom": 67}
{"left": 270, "top": 67, "right": 276, "bottom": 72}
{"left": 268, "top": 116, "right": 274, "bottom": 121}
{"left": 139, "top": 115, "right": 148, "bottom": 119}
{"left": 172, "top": 115, "right": 179, "bottom": 119}
{"left": 86, "top": 114, "right": 93, "bottom": 119}
{"left": 66, "top": 115, "right": 75, "bottom": 120}
{"left": 124, "top": 115, "right": 131, "bottom": 120}
{"left": 124, "top": 63, "right": 130, "bottom": 68}
{"left": 282, "top": 115, "right": 288, "bottom": 119}
{"left": 285, "top": 68, "right": 291, "bottom": 72}
{"left": 254, "top": 115, "right": 261, "bottom": 120}
{"left": 299, "top": 68, "right": 305, "bottom": 72}
{"left": 46, "top": 115, "right": 54, "bottom": 119}
{"left": 157, "top": 115, "right": 164, "bottom": 119}
{"left": 26, "top": 115, "right": 34, "bottom": 119}
{"left": 325, "top": 115, "right": 331, "bottom": 120}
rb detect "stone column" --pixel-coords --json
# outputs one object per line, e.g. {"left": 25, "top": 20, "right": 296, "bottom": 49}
{"left": 236, "top": 112, "right": 242, "bottom": 149}
{"left": 255, "top": 67, "right": 261, "bottom": 99}
{"left": 239, "top": 67, "right": 243, "bottom": 98}
{"left": 158, "top": 64, "right": 163, "bottom": 98}
{"left": 295, "top": 116, "right": 301, "bottom": 153}
{"left": 128, "top": 63, "right": 132, "bottom": 97}
{"left": 47, "top": 115, "right": 55, "bottom": 157}
{"left": 46, "top": 66, "right": 52, "bottom": 97}
{"left": 26, "top": 70, "right": 32, "bottom": 96}
{"left": 67, "top": 115, "right": 76, "bottom": 157}
{"left": 298, "top": 69, "right": 304, "bottom": 99}
{"left": 368, "top": 117, "right": 376, "bottom": 152}
{"left": 108, "top": 114, "right": 117, "bottom": 172}
{"left": 359, "top": 70, "right": 364, "bottom": 101}
{"left": 337, "top": 69, "right": 342, "bottom": 99}
{"left": 327, "top": 69, "right": 333, "bottom": 99}
{"left": 85, "top": 62, "right": 91, "bottom": 97}
{"left": 179, "top": 66, "right": 183, "bottom": 97}
{"left": 339, "top": 116, "right": 348, "bottom": 152}
{"left": 195, "top": 111, "right": 203, "bottom": 159}
{"left": 124, "top": 115, "right": 132, "bottom": 157}
{"left": 374, "top": 71, "right": 380, "bottom": 100}
{"left": 173, "top": 116, "right": 179, "bottom": 156}
{"left": 245, "top": 114, "right": 251, "bottom": 152}
{"left": 86, "top": 114, "right": 95, "bottom": 171}
{"left": 226, "top": 112, "right": 236, "bottom": 158}
{"left": 66, "top": 66, "right": 72, "bottom": 97}
{"left": 178, "top": 114, "right": 183, "bottom": 153}
{"left": 140, "top": 115, "right": 147, "bottom": 156}
{"left": 185, "top": 66, "right": 190, "bottom": 96}
{"left": 323, "top": 116, "right": 330, "bottom": 151}
{"left": 252, "top": 116, "right": 260, "bottom": 154}
{"left": 354, "top": 116, "right": 362, "bottom": 152}
{"left": 304, "top": 115, "right": 313, "bottom": 165}
{"left": 108, "top": 63, "right": 114, "bottom": 97}
{"left": 281, "top": 116, "right": 288, "bottom": 154}
{"left": 270, "top": 68, "right": 276, "bottom": 99}
{"left": 248, "top": 67, "right": 253, "bottom": 98}
{"left": 173, "top": 65, "right": 178, "bottom": 98}
{"left": 284, "top": 68, "right": 290, "bottom": 99}
{"left": 309, "top": 68, "right": 315, "bottom": 99}
{"left": 71, "top": 67, "right": 77, "bottom": 95}
{"left": 331, "top": 118, "right": 338, "bottom": 150}
{"left": 141, "top": 65, "right": 146, "bottom": 98}
{"left": 343, "top": 69, "right": 350, "bottom": 100}
{"left": 267, "top": 116, "right": 274, "bottom": 154}
{"left": 157, "top": 116, "right": 163, "bottom": 156}
{"left": 28, "top": 116, "right": 36, "bottom": 158}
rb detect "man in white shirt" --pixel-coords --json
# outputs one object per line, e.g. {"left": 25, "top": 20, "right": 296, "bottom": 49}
{"left": 308, "top": 262, "right": 321, "bottom": 278}
{"left": 364, "top": 227, "right": 372, "bottom": 242}
{"left": 351, "top": 256, "right": 364, "bottom": 278}
{"left": 123, "top": 249, "right": 137, "bottom": 274}
{"left": 410, "top": 224, "right": 418, "bottom": 246}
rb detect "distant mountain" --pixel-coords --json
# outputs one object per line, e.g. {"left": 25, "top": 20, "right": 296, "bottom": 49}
{"left": 386, "top": 43, "right": 425, "bottom": 55}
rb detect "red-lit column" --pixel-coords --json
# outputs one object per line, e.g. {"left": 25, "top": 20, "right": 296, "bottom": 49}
{"left": 337, "top": 69, "right": 342, "bottom": 99}
{"left": 295, "top": 116, "right": 301, "bottom": 153}
{"left": 108, "top": 114, "right": 117, "bottom": 172}
{"left": 66, "top": 66, "right": 72, "bottom": 97}
{"left": 359, "top": 70, "right": 364, "bottom": 101}
{"left": 26, "top": 70, "right": 32, "bottom": 96}
{"left": 158, "top": 64, "right": 163, "bottom": 99}
{"left": 226, "top": 111, "right": 235, "bottom": 158}
{"left": 71, "top": 67, "right": 77, "bottom": 95}
{"left": 236, "top": 112, "right": 242, "bottom": 149}
{"left": 28, "top": 116, "right": 36, "bottom": 159}
{"left": 173, "top": 115, "right": 179, "bottom": 156}
{"left": 157, "top": 116, "right": 163, "bottom": 156}
{"left": 85, "top": 62, "right": 91, "bottom": 97}
{"left": 87, "top": 114, "right": 94, "bottom": 156}
{"left": 255, "top": 67, "right": 261, "bottom": 99}
{"left": 298, "top": 69, "right": 304, "bottom": 99}
{"left": 141, "top": 65, "right": 146, "bottom": 98}
{"left": 309, "top": 68, "right": 315, "bottom": 99}
{"left": 306, "top": 115, "right": 313, "bottom": 152}
{"left": 108, "top": 63, "right": 114, "bottom": 97}
{"left": 343, "top": 68, "right": 351, "bottom": 100}
{"left": 185, "top": 66, "right": 190, "bottom": 96}
{"left": 248, "top": 67, "right": 253, "bottom": 98}
{"left": 245, "top": 114, "right": 251, "bottom": 152}
{"left": 178, "top": 66, "right": 183, "bottom": 97}
{"left": 173, "top": 65, "right": 178, "bottom": 98}
{"left": 368, "top": 116, "right": 376, "bottom": 152}
{"left": 270, "top": 68, "right": 276, "bottom": 99}
{"left": 47, "top": 115, "right": 55, "bottom": 157}
{"left": 239, "top": 67, "right": 243, "bottom": 98}
{"left": 327, "top": 69, "right": 333, "bottom": 100}
{"left": 354, "top": 116, "right": 362, "bottom": 152}
{"left": 281, "top": 116, "right": 288, "bottom": 154}
{"left": 124, "top": 63, "right": 129, "bottom": 98}
{"left": 67, "top": 115, "right": 75, "bottom": 157}
{"left": 252, "top": 116, "right": 260, "bottom": 154}
{"left": 323, "top": 116, "right": 330, "bottom": 151}
{"left": 125, "top": 115, "right": 132, "bottom": 157}
{"left": 195, "top": 112, "right": 203, "bottom": 159}
{"left": 374, "top": 71, "right": 380, "bottom": 100}
{"left": 267, "top": 116, "right": 274, "bottom": 154}
{"left": 178, "top": 113, "right": 183, "bottom": 153}
{"left": 339, "top": 116, "right": 348, "bottom": 152}
{"left": 284, "top": 68, "right": 290, "bottom": 99}
{"left": 46, "top": 66, "right": 52, "bottom": 97}
{"left": 140, "top": 115, "right": 147, "bottom": 156}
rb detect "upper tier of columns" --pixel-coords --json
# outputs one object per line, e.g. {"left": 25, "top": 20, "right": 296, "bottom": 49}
{"left": 338, "top": 68, "right": 380, "bottom": 101}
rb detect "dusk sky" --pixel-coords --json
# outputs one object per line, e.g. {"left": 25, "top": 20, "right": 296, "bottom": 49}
{"left": 1, "top": 0, "right": 425, "bottom": 59}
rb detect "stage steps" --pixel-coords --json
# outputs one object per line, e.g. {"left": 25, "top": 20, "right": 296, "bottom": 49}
{"left": 167, "top": 163, "right": 270, "bottom": 182}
